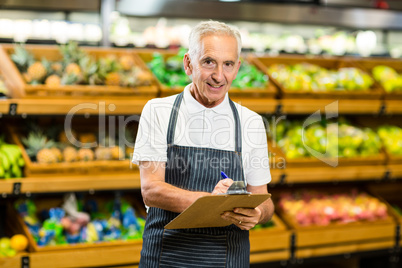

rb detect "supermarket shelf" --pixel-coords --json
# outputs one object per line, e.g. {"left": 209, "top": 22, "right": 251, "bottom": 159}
{"left": 388, "top": 164, "right": 402, "bottom": 179}
{"left": 0, "top": 98, "right": 150, "bottom": 116}
{"left": 0, "top": 172, "right": 141, "bottom": 195}
{"left": 0, "top": 98, "right": 10, "bottom": 114}
{"left": 271, "top": 165, "right": 388, "bottom": 184}
{"left": 1, "top": 97, "right": 397, "bottom": 116}
{"left": 0, "top": 242, "right": 290, "bottom": 268}
{"left": 28, "top": 243, "right": 142, "bottom": 268}
{"left": 280, "top": 99, "right": 383, "bottom": 115}
{"left": 0, "top": 164, "right": 393, "bottom": 195}
{"left": 250, "top": 250, "right": 290, "bottom": 264}
{"left": 386, "top": 100, "right": 402, "bottom": 114}
{"left": 0, "top": 253, "right": 24, "bottom": 268}
{"left": 1, "top": 97, "right": 278, "bottom": 116}
{"left": 296, "top": 239, "right": 394, "bottom": 260}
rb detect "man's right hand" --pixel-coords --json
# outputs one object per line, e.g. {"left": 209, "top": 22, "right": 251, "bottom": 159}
{"left": 212, "top": 179, "right": 234, "bottom": 195}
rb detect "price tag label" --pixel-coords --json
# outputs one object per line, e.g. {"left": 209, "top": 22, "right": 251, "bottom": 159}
{"left": 9, "top": 103, "right": 17, "bottom": 116}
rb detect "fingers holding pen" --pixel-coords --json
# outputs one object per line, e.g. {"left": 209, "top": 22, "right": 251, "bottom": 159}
{"left": 212, "top": 178, "right": 233, "bottom": 195}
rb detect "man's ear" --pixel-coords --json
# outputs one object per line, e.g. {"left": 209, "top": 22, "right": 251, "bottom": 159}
{"left": 233, "top": 59, "right": 242, "bottom": 79}
{"left": 183, "top": 53, "right": 192, "bottom": 75}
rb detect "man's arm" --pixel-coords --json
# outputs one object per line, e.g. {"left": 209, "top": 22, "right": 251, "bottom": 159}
{"left": 247, "top": 184, "right": 274, "bottom": 224}
{"left": 139, "top": 161, "right": 234, "bottom": 213}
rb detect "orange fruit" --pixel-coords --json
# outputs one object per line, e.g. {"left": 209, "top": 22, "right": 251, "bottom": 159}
{"left": 10, "top": 234, "right": 28, "bottom": 252}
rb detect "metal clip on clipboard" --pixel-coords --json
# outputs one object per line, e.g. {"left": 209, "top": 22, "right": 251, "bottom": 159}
{"left": 226, "top": 181, "right": 251, "bottom": 195}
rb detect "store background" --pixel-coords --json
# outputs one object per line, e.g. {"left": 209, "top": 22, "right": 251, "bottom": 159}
{"left": 0, "top": 0, "right": 402, "bottom": 267}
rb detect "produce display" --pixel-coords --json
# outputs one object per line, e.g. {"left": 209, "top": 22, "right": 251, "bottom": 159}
{"left": 14, "top": 194, "right": 145, "bottom": 247}
{"left": 267, "top": 63, "right": 374, "bottom": 92}
{"left": 0, "top": 136, "right": 25, "bottom": 179}
{"left": 0, "top": 234, "right": 29, "bottom": 257}
{"left": 278, "top": 189, "right": 389, "bottom": 226}
{"left": 377, "top": 125, "right": 402, "bottom": 156}
{"left": 273, "top": 118, "right": 382, "bottom": 159}
{"left": 147, "top": 48, "right": 191, "bottom": 88}
{"left": 231, "top": 61, "right": 269, "bottom": 89}
{"left": 10, "top": 42, "right": 154, "bottom": 88}
{"left": 19, "top": 123, "right": 133, "bottom": 164}
{"left": 251, "top": 220, "right": 275, "bottom": 231}
{"left": 372, "top": 65, "right": 402, "bottom": 92}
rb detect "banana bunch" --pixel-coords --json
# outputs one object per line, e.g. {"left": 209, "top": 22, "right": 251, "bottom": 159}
{"left": 0, "top": 139, "right": 25, "bottom": 179}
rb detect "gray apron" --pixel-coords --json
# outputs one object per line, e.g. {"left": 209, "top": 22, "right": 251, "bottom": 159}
{"left": 139, "top": 92, "right": 249, "bottom": 268}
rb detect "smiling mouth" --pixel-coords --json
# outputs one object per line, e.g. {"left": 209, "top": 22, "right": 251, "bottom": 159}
{"left": 207, "top": 83, "right": 223, "bottom": 89}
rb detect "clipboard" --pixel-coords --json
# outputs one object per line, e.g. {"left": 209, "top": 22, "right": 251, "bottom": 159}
{"left": 164, "top": 193, "right": 271, "bottom": 229}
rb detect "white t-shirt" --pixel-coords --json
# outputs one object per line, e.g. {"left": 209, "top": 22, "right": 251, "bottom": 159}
{"left": 132, "top": 84, "right": 271, "bottom": 186}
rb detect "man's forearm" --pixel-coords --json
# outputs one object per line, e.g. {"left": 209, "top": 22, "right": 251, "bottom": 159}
{"left": 258, "top": 198, "right": 275, "bottom": 224}
{"left": 141, "top": 179, "right": 208, "bottom": 213}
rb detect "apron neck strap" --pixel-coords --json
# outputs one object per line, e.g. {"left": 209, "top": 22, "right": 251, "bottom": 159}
{"left": 167, "top": 92, "right": 242, "bottom": 153}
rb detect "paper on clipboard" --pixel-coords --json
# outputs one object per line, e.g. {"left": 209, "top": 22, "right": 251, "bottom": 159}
{"left": 164, "top": 193, "right": 271, "bottom": 229}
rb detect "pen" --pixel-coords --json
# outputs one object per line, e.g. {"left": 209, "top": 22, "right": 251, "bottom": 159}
{"left": 220, "top": 171, "right": 229, "bottom": 179}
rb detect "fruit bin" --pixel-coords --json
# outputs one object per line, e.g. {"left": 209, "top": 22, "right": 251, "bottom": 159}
{"left": 269, "top": 117, "right": 387, "bottom": 169}
{"left": 367, "top": 182, "right": 402, "bottom": 225}
{"left": 353, "top": 116, "right": 402, "bottom": 166}
{"left": 6, "top": 192, "right": 146, "bottom": 252}
{"left": 251, "top": 54, "right": 384, "bottom": 100}
{"left": 274, "top": 186, "right": 396, "bottom": 251}
{"left": 136, "top": 49, "right": 278, "bottom": 98}
{"left": 249, "top": 213, "right": 290, "bottom": 253}
{"left": 7, "top": 117, "right": 136, "bottom": 177}
{"left": 352, "top": 57, "right": 402, "bottom": 100}
{"left": 0, "top": 44, "right": 159, "bottom": 99}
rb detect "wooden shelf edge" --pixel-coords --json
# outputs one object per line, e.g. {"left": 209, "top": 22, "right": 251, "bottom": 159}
{"left": 2, "top": 97, "right": 400, "bottom": 116}
{"left": 3, "top": 98, "right": 150, "bottom": 115}
{"left": 250, "top": 250, "right": 290, "bottom": 264}
{"left": 281, "top": 98, "right": 383, "bottom": 115}
{"left": 271, "top": 165, "right": 388, "bottom": 184}
{"left": 0, "top": 172, "right": 141, "bottom": 194}
{"left": 29, "top": 243, "right": 142, "bottom": 268}
{"left": 0, "top": 98, "right": 10, "bottom": 114}
{"left": 296, "top": 239, "right": 394, "bottom": 260}
{"left": 385, "top": 100, "right": 402, "bottom": 114}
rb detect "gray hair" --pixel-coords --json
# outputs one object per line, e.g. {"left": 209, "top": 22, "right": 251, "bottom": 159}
{"left": 188, "top": 20, "right": 242, "bottom": 60}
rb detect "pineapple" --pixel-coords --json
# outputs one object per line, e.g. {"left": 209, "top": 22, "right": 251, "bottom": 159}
{"left": 11, "top": 44, "right": 34, "bottom": 73}
{"left": 59, "top": 41, "right": 87, "bottom": 65}
{"left": 110, "top": 146, "right": 125, "bottom": 160}
{"left": 45, "top": 74, "right": 61, "bottom": 86}
{"left": 95, "top": 147, "right": 112, "bottom": 160}
{"left": 27, "top": 61, "right": 47, "bottom": 82}
{"left": 77, "top": 148, "right": 95, "bottom": 161}
{"left": 79, "top": 133, "right": 97, "bottom": 144}
{"left": 22, "top": 73, "right": 32, "bottom": 83}
{"left": 22, "top": 131, "right": 56, "bottom": 161}
{"left": 135, "top": 69, "right": 153, "bottom": 85}
{"left": 120, "top": 55, "right": 135, "bottom": 71}
{"left": 65, "top": 63, "right": 82, "bottom": 76}
{"left": 58, "top": 129, "right": 78, "bottom": 144}
{"left": 51, "top": 62, "right": 63, "bottom": 74}
{"left": 105, "top": 72, "right": 121, "bottom": 86}
{"left": 36, "top": 148, "right": 58, "bottom": 164}
{"left": 63, "top": 146, "right": 78, "bottom": 162}
{"left": 50, "top": 147, "right": 63, "bottom": 162}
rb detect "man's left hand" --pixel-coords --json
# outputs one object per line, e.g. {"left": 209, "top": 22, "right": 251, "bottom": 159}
{"left": 221, "top": 207, "right": 262, "bottom": 230}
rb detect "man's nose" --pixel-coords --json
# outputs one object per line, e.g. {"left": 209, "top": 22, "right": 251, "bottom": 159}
{"left": 212, "top": 65, "right": 224, "bottom": 82}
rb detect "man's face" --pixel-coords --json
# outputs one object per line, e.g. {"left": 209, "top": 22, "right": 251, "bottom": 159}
{"left": 184, "top": 34, "right": 241, "bottom": 108}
